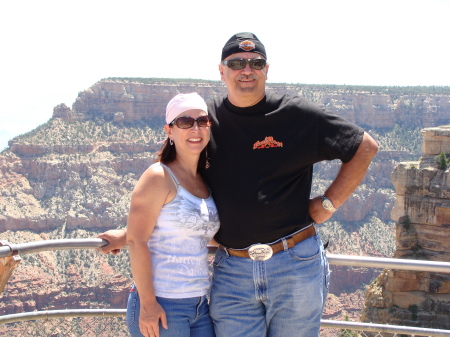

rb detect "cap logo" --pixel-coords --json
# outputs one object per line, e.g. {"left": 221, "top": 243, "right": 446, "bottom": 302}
{"left": 239, "top": 40, "right": 255, "bottom": 51}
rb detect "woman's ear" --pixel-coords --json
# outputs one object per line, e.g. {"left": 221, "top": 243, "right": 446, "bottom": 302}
{"left": 164, "top": 124, "right": 172, "bottom": 139}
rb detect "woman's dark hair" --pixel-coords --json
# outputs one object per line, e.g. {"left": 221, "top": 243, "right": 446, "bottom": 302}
{"left": 156, "top": 132, "right": 209, "bottom": 170}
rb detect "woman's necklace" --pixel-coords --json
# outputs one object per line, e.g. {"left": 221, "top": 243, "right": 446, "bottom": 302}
{"left": 172, "top": 162, "right": 203, "bottom": 196}
{"left": 192, "top": 177, "right": 201, "bottom": 194}
{"left": 180, "top": 173, "right": 201, "bottom": 195}
{"left": 193, "top": 175, "right": 203, "bottom": 195}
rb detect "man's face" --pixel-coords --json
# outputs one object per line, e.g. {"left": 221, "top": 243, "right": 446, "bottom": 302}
{"left": 219, "top": 52, "right": 269, "bottom": 106}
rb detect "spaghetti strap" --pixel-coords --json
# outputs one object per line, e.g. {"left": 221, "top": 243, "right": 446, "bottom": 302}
{"left": 158, "top": 163, "right": 180, "bottom": 187}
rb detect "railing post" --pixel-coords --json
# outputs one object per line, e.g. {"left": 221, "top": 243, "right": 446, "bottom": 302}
{"left": 0, "top": 240, "right": 22, "bottom": 295}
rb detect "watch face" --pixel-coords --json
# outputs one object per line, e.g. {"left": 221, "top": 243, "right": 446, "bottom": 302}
{"left": 322, "top": 198, "right": 336, "bottom": 212}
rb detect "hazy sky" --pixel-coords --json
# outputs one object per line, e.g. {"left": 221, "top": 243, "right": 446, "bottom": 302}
{"left": 1, "top": 0, "right": 449, "bottom": 150}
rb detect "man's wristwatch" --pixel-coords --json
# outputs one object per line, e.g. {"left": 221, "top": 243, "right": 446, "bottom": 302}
{"left": 321, "top": 195, "right": 338, "bottom": 212}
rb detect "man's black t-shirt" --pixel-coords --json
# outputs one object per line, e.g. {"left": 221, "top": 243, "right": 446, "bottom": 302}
{"left": 204, "top": 92, "right": 364, "bottom": 249}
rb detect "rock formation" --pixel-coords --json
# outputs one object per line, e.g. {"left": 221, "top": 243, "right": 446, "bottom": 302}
{"left": 58, "top": 79, "right": 450, "bottom": 128}
{"left": 1, "top": 78, "right": 450, "bottom": 326}
{"left": 2, "top": 79, "right": 450, "bottom": 234}
{"left": 362, "top": 125, "right": 450, "bottom": 332}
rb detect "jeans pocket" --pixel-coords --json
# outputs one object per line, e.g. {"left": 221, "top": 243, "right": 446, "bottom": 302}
{"left": 213, "top": 249, "right": 226, "bottom": 267}
{"left": 126, "top": 291, "right": 139, "bottom": 329}
{"left": 323, "top": 250, "right": 330, "bottom": 290}
{"left": 288, "top": 235, "right": 321, "bottom": 261}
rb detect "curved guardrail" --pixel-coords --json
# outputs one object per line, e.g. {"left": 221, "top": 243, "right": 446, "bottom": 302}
{"left": 0, "top": 239, "right": 108, "bottom": 257}
{"left": 1, "top": 238, "right": 450, "bottom": 336}
{"left": 2, "top": 239, "right": 450, "bottom": 273}
{"left": 1, "top": 309, "right": 450, "bottom": 336}
{"left": 0, "top": 309, "right": 126, "bottom": 325}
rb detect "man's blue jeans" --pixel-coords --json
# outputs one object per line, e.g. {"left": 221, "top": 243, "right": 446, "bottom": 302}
{"left": 127, "top": 287, "right": 215, "bottom": 337}
{"left": 209, "top": 231, "right": 329, "bottom": 337}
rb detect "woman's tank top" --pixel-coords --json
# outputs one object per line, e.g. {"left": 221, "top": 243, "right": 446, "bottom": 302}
{"left": 147, "top": 163, "right": 220, "bottom": 298}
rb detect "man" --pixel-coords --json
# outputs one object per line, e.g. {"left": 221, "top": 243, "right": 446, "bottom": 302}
{"left": 99, "top": 32, "right": 378, "bottom": 337}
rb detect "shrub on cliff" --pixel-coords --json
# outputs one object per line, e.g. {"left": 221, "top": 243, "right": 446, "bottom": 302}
{"left": 435, "top": 151, "right": 449, "bottom": 170}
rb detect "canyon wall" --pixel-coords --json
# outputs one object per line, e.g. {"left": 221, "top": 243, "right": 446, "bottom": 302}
{"left": 1, "top": 79, "right": 450, "bottom": 324}
{"left": 3, "top": 79, "right": 450, "bottom": 234}
{"left": 58, "top": 79, "right": 450, "bottom": 127}
{"left": 362, "top": 126, "right": 450, "bottom": 332}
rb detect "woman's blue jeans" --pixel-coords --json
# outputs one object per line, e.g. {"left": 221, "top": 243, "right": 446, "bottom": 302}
{"left": 209, "top": 232, "right": 329, "bottom": 337}
{"left": 126, "top": 287, "right": 215, "bottom": 337}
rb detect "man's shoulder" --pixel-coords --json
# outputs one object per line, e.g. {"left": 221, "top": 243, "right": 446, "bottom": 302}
{"left": 206, "top": 95, "right": 227, "bottom": 106}
{"left": 206, "top": 95, "right": 227, "bottom": 116}
{"left": 266, "top": 91, "right": 323, "bottom": 113}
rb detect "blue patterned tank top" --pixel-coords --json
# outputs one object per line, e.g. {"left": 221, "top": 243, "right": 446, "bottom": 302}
{"left": 147, "top": 163, "right": 220, "bottom": 298}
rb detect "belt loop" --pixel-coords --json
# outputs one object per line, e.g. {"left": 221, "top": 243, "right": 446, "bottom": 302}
{"left": 220, "top": 245, "right": 230, "bottom": 258}
{"left": 282, "top": 238, "right": 288, "bottom": 251}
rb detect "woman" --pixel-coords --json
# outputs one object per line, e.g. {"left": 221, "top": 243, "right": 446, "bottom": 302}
{"left": 126, "top": 93, "right": 220, "bottom": 337}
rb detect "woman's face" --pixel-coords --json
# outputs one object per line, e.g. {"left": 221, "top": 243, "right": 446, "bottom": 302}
{"left": 164, "top": 109, "right": 211, "bottom": 156}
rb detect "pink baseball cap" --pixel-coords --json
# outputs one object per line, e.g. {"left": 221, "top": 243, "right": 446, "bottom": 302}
{"left": 165, "top": 93, "right": 208, "bottom": 124}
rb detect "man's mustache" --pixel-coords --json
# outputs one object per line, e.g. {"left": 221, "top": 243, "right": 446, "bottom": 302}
{"left": 238, "top": 74, "right": 259, "bottom": 81}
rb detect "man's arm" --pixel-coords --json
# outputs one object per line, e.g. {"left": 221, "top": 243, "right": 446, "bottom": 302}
{"left": 309, "top": 131, "right": 378, "bottom": 224}
{"left": 97, "top": 228, "right": 128, "bottom": 255}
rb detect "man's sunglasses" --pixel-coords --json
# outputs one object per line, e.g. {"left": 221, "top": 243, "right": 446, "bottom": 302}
{"left": 221, "top": 58, "right": 267, "bottom": 70}
{"left": 171, "top": 115, "right": 212, "bottom": 129}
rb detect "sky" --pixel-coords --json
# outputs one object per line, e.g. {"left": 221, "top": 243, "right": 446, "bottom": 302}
{"left": 1, "top": 0, "right": 449, "bottom": 150}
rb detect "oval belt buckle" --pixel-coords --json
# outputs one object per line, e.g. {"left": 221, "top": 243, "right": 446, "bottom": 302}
{"left": 248, "top": 244, "right": 273, "bottom": 261}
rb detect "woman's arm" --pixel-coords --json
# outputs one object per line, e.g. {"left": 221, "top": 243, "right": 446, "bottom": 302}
{"left": 97, "top": 229, "right": 127, "bottom": 255}
{"left": 127, "top": 165, "right": 174, "bottom": 337}
{"left": 208, "top": 238, "right": 219, "bottom": 247}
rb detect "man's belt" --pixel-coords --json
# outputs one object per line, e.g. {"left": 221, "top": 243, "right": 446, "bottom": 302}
{"left": 219, "top": 226, "right": 316, "bottom": 261}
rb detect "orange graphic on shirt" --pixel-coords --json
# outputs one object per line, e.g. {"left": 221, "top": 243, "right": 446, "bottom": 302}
{"left": 253, "top": 136, "right": 283, "bottom": 149}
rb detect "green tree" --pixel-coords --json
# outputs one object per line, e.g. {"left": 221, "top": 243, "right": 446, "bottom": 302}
{"left": 435, "top": 151, "right": 449, "bottom": 170}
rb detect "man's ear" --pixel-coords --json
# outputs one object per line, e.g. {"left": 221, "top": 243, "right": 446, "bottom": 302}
{"left": 219, "top": 64, "right": 225, "bottom": 82}
{"left": 264, "top": 63, "right": 269, "bottom": 80}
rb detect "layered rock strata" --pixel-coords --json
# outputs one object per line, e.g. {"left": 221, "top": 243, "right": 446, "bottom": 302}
{"left": 3, "top": 79, "right": 450, "bottom": 234}
{"left": 362, "top": 126, "right": 450, "bottom": 332}
{"left": 61, "top": 80, "right": 450, "bottom": 127}
{"left": 1, "top": 79, "right": 450, "bottom": 325}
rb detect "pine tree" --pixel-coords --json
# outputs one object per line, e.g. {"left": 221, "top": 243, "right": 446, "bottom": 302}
{"left": 436, "top": 151, "right": 449, "bottom": 170}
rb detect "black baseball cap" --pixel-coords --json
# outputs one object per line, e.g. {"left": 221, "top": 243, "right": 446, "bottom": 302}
{"left": 221, "top": 32, "right": 267, "bottom": 61}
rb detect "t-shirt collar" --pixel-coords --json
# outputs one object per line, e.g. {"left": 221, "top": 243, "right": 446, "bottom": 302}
{"left": 224, "top": 94, "right": 268, "bottom": 115}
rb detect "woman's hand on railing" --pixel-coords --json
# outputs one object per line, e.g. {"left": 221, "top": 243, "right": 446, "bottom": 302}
{"left": 97, "top": 229, "right": 128, "bottom": 255}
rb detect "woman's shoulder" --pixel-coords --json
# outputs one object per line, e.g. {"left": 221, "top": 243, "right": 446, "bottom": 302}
{"left": 140, "top": 162, "right": 165, "bottom": 179}
{"left": 147, "top": 162, "right": 165, "bottom": 174}
{"left": 136, "top": 163, "right": 172, "bottom": 192}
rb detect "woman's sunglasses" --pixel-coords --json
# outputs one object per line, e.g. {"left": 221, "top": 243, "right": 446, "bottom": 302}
{"left": 171, "top": 115, "right": 212, "bottom": 129}
{"left": 221, "top": 58, "right": 267, "bottom": 70}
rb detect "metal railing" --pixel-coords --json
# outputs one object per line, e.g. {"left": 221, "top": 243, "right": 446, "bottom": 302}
{"left": 2, "top": 309, "right": 450, "bottom": 336}
{"left": 1, "top": 239, "right": 450, "bottom": 336}
{"left": 2, "top": 239, "right": 450, "bottom": 273}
